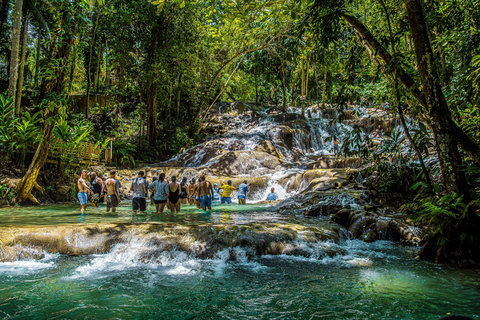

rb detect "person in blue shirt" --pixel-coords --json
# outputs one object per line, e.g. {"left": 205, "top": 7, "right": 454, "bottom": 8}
{"left": 266, "top": 187, "right": 277, "bottom": 201}
{"left": 238, "top": 180, "right": 250, "bottom": 204}
{"left": 212, "top": 183, "right": 220, "bottom": 202}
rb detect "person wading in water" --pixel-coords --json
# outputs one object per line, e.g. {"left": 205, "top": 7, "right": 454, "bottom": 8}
{"left": 104, "top": 169, "right": 120, "bottom": 213}
{"left": 188, "top": 178, "right": 197, "bottom": 206}
{"left": 130, "top": 170, "right": 149, "bottom": 214}
{"left": 197, "top": 175, "right": 214, "bottom": 211}
{"left": 149, "top": 173, "right": 169, "bottom": 213}
{"left": 89, "top": 172, "right": 104, "bottom": 207}
{"left": 167, "top": 175, "right": 181, "bottom": 213}
{"left": 77, "top": 170, "right": 94, "bottom": 214}
{"left": 179, "top": 177, "right": 188, "bottom": 205}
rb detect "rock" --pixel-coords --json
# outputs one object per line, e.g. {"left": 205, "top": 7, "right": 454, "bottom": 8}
{"left": 331, "top": 208, "right": 352, "bottom": 227}
{"left": 212, "top": 151, "right": 282, "bottom": 176}
{"left": 56, "top": 183, "right": 73, "bottom": 201}
{"left": 254, "top": 140, "right": 283, "bottom": 159}
{"left": 227, "top": 140, "right": 245, "bottom": 151}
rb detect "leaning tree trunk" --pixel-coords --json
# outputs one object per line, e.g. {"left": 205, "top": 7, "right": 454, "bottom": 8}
{"left": 15, "top": 117, "right": 55, "bottom": 204}
{"left": 404, "top": 0, "right": 469, "bottom": 198}
{"left": 15, "top": 10, "right": 29, "bottom": 115}
{"left": 16, "top": 26, "right": 73, "bottom": 204}
{"left": 7, "top": 0, "right": 24, "bottom": 115}
{"left": 340, "top": 11, "right": 480, "bottom": 165}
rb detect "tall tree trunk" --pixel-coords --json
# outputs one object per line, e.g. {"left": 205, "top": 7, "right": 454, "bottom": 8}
{"left": 68, "top": 43, "right": 76, "bottom": 93}
{"left": 146, "top": 85, "right": 157, "bottom": 145}
{"left": 321, "top": 72, "right": 327, "bottom": 108}
{"left": 34, "top": 28, "right": 42, "bottom": 88}
{"left": 301, "top": 59, "right": 305, "bottom": 116}
{"left": 8, "top": 0, "right": 24, "bottom": 115}
{"left": 176, "top": 72, "right": 182, "bottom": 119}
{"left": 16, "top": 23, "right": 73, "bottom": 204}
{"left": 15, "top": 11, "right": 29, "bottom": 115}
{"left": 254, "top": 72, "right": 258, "bottom": 104}
{"left": 145, "top": 24, "right": 159, "bottom": 146}
{"left": 404, "top": 0, "right": 469, "bottom": 197}
{"left": 341, "top": 11, "right": 480, "bottom": 165}
{"left": 281, "top": 66, "right": 287, "bottom": 112}
{"left": 86, "top": 10, "right": 101, "bottom": 116}
{"left": 105, "top": 39, "right": 109, "bottom": 90}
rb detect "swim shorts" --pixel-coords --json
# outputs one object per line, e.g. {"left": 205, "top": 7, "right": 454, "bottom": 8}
{"left": 154, "top": 199, "right": 167, "bottom": 204}
{"left": 200, "top": 195, "right": 212, "bottom": 208}
{"left": 77, "top": 192, "right": 88, "bottom": 205}
{"left": 106, "top": 195, "right": 119, "bottom": 208}
{"left": 132, "top": 197, "right": 146, "bottom": 212}
{"left": 221, "top": 197, "right": 232, "bottom": 204}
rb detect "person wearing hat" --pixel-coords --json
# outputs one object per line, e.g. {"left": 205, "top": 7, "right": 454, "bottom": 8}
{"left": 212, "top": 183, "right": 220, "bottom": 202}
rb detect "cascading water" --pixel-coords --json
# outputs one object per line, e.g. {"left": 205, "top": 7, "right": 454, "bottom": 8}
{"left": 1, "top": 102, "right": 477, "bottom": 319}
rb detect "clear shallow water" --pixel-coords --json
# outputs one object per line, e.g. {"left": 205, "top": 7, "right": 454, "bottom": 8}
{"left": 0, "top": 202, "right": 281, "bottom": 227}
{"left": 1, "top": 241, "right": 479, "bottom": 319}
{"left": 1, "top": 204, "right": 480, "bottom": 319}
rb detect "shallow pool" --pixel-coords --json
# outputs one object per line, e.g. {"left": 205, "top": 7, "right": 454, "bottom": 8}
{"left": 1, "top": 203, "right": 479, "bottom": 319}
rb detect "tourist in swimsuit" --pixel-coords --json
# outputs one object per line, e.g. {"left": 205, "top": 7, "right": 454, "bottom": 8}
{"left": 179, "top": 177, "right": 188, "bottom": 205}
{"left": 130, "top": 170, "right": 149, "bottom": 214}
{"left": 149, "top": 172, "right": 169, "bottom": 213}
{"left": 104, "top": 169, "right": 120, "bottom": 213}
{"left": 188, "top": 178, "right": 197, "bottom": 206}
{"left": 197, "top": 175, "right": 214, "bottom": 211}
{"left": 89, "top": 172, "right": 104, "bottom": 207}
{"left": 167, "top": 175, "right": 181, "bottom": 213}
{"left": 237, "top": 180, "right": 250, "bottom": 205}
{"left": 220, "top": 180, "right": 237, "bottom": 205}
{"left": 77, "top": 170, "right": 94, "bottom": 214}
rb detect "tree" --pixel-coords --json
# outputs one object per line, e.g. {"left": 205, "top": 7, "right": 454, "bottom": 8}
{"left": 7, "top": 0, "right": 24, "bottom": 116}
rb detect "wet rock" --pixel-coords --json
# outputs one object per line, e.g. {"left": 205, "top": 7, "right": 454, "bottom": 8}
{"left": 254, "top": 140, "right": 283, "bottom": 159}
{"left": 212, "top": 151, "right": 282, "bottom": 176}
{"left": 331, "top": 208, "right": 352, "bottom": 227}
{"left": 226, "top": 140, "right": 245, "bottom": 151}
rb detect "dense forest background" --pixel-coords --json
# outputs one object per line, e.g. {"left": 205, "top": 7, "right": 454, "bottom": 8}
{"left": 1, "top": 0, "right": 480, "bottom": 261}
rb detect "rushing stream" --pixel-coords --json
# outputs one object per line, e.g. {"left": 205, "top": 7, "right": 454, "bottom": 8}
{"left": 1, "top": 105, "right": 479, "bottom": 319}
{"left": 1, "top": 203, "right": 480, "bottom": 319}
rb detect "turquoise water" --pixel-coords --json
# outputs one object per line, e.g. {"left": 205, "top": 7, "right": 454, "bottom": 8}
{"left": 1, "top": 203, "right": 480, "bottom": 319}
{"left": 0, "top": 202, "right": 280, "bottom": 227}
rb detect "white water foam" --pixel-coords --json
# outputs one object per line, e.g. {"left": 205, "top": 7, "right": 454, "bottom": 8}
{"left": 0, "top": 253, "right": 58, "bottom": 274}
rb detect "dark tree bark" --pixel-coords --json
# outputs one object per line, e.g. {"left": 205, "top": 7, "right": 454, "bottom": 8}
{"left": 404, "top": 0, "right": 469, "bottom": 197}
{"left": 340, "top": 11, "right": 480, "bottom": 165}
{"left": 17, "top": 21, "right": 74, "bottom": 204}
{"left": 145, "top": 26, "right": 160, "bottom": 146}
{"left": 34, "top": 28, "right": 42, "bottom": 87}
{"left": 15, "top": 10, "right": 29, "bottom": 115}
{"left": 8, "top": 0, "right": 24, "bottom": 115}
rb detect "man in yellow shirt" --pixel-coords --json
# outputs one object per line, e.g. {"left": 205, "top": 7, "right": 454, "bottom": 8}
{"left": 220, "top": 180, "right": 237, "bottom": 205}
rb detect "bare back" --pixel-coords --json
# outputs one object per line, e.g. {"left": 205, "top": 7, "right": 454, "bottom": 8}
{"left": 105, "top": 178, "right": 117, "bottom": 196}
{"left": 198, "top": 181, "right": 213, "bottom": 197}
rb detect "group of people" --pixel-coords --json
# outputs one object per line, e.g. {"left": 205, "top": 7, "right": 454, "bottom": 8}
{"left": 77, "top": 170, "right": 279, "bottom": 214}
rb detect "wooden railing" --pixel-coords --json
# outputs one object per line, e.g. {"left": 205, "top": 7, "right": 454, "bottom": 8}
{"left": 47, "top": 141, "right": 112, "bottom": 166}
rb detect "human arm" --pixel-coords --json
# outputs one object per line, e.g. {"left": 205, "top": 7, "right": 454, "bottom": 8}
{"left": 81, "top": 179, "right": 93, "bottom": 195}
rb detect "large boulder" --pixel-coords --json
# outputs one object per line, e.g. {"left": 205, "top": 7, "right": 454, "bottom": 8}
{"left": 212, "top": 151, "right": 282, "bottom": 176}
{"left": 254, "top": 140, "right": 283, "bottom": 159}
